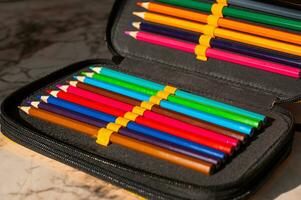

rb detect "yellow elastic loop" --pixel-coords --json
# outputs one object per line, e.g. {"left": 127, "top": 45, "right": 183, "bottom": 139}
{"left": 124, "top": 112, "right": 139, "bottom": 121}
{"left": 96, "top": 128, "right": 113, "bottom": 146}
{"left": 106, "top": 122, "right": 122, "bottom": 132}
{"left": 115, "top": 117, "right": 130, "bottom": 127}
{"left": 156, "top": 91, "right": 170, "bottom": 100}
{"left": 217, "top": 0, "right": 228, "bottom": 5}
{"left": 203, "top": 25, "right": 216, "bottom": 38}
{"left": 195, "top": 45, "right": 208, "bottom": 61}
{"left": 149, "top": 96, "right": 163, "bottom": 105}
{"left": 141, "top": 101, "right": 155, "bottom": 110}
{"left": 164, "top": 85, "right": 177, "bottom": 94}
{"left": 199, "top": 35, "right": 212, "bottom": 47}
{"left": 207, "top": 15, "right": 220, "bottom": 27}
{"left": 211, "top": 3, "right": 225, "bottom": 17}
{"left": 132, "top": 106, "right": 146, "bottom": 115}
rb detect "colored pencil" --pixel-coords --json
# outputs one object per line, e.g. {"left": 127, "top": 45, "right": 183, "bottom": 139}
{"left": 48, "top": 90, "right": 235, "bottom": 153}
{"left": 154, "top": 0, "right": 301, "bottom": 31}
{"left": 30, "top": 101, "right": 221, "bottom": 165}
{"left": 137, "top": 2, "right": 301, "bottom": 45}
{"left": 58, "top": 84, "right": 240, "bottom": 147}
{"left": 75, "top": 75, "right": 254, "bottom": 135}
{"left": 82, "top": 72, "right": 261, "bottom": 128}
{"left": 88, "top": 67, "right": 265, "bottom": 122}
{"left": 19, "top": 106, "right": 214, "bottom": 174}
{"left": 216, "top": 0, "right": 301, "bottom": 20}
{"left": 133, "top": 12, "right": 301, "bottom": 57}
{"left": 126, "top": 31, "right": 301, "bottom": 79}
{"left": 70, "top": 81, "right": 247, "bottom": 142}
{"left": 41, "top": 95, "right": 228, "bottom": 159}
{"left": 133, "top": 22, "right": 301, "bottom": 68}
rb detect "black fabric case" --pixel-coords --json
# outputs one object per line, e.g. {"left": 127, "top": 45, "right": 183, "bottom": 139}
{"left": 1, "top": 0, "right": 301, "bottom": 199}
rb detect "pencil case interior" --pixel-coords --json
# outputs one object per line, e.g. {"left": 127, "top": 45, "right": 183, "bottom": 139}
{"left": 1, "top": 0, "right": 301, "bottom": 199}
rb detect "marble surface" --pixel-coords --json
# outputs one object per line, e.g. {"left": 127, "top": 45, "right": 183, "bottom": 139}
{"left": 0, "top": 1, "right": 301, "bottom": 199}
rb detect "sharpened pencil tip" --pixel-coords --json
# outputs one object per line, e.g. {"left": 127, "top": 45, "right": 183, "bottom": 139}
{"left": 69, "top": 81, "right": 78, "bottom": 86}
{"left": 124, "top": 31, "right": 131, "bottom": 36}
{"left": 49, "top": 90, "right": 59, "bottom": 97}
{"left": 136, "top": 2, "right": 142, "bottom": 6}
{"left": 74, "top": 76, "right": 86, "bottom": 82}
{"left": 30, "top": 101, "right": 40, "bottom": 108}
{"left": 132, "top": 22, "right": 141, "bottom": 30}
{"left": 56, "top": 84, "right": 62, "bottom": 88}
{"left": 46, "top": 89, "right": 53, "bottom": 94}
{"left": 58, "top": 85, "right": 69, "bottom": 92}
{"left": 133, "top": 12, "right": 145, "bottom": 19}
{"left": 19, "top": 106, "right": 30, "bottom": 114}
{"left": 40, "top": 96, "right": 49, "bottom": 103}
{"left": 90, "top": 67, "right": 102, "bottom": 74}
{"left": 125, "top": 31, "right": 138, "bottom": 39}
{"left": 82, "top": 72, "right": 94, "bottom": 78}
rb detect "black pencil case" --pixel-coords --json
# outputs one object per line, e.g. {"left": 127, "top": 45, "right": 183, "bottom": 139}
{"left": 1, "top": 0, "right": 301, "bottom": 199}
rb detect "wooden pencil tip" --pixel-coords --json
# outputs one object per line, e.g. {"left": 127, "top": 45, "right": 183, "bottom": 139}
{"left": 69, "top": 81, "right": 78, "bottom": 87}
{"left": 133, "top": 12, "right": 145, "bottom": 19}
{"left": 132, "top": 22, "right": 141, "bottom": 30}
{"left": 126, "top": 31, "right": 138, "bottom": 39}
{"left": 82, "top": 72, "right": 94, "bottom": 78}
{"left": 58, "top": 85, "right": 69, "bottom": 92}
{"left": 50, "top": 90, "right": 59, "bottom": 97}
{"left": 90, "top": 66, "right": 102, "bottom": 74}
{"left": 74, "top": 76, "right": 85, "bottom": 82}
{"left": 30, "top": 101, "right": 40, "bottom": 108}
{"left": 18, "top": 106, "right": 30, "bottom": 114}
{"left": 40, "top": 96, "right": 49, "bottom": 103}
{"left": 136, "top": 2, "right": 148, "bottom": 9}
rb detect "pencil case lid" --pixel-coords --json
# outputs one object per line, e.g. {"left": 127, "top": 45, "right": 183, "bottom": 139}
{"left": 106, "top": 0, "right": 301, "bottom": 108}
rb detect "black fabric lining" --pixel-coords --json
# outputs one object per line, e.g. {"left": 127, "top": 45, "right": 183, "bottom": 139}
{"left": 109, "top": 0, "right": 301, "bottom": 102}
{"left": 19, "top": 64, "right": 293, "bottom": 190}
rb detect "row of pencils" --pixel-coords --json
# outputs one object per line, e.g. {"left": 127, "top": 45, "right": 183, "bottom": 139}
{"left": 126, "top": 0, "right": 301, "bottom": 78}
{"left": 20, "top": 67, "right": 269, "bottom": 175}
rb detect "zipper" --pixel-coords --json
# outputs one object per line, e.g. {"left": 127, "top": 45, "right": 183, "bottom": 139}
{"left": 274, "top": 95, "right": 301, "bottom": 105}
{"left": 1, "top": 113, "right": 170, "bottom": 200}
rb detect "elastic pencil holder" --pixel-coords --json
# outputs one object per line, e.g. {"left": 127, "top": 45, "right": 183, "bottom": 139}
{"left": 97, "top": 128, "right": 114, "bottom": 146}
{"left": 211, "top": 3, "right": 226, "bottom": 18}
{"left": 195, "top": 45, "right": 209, "bottom": 61}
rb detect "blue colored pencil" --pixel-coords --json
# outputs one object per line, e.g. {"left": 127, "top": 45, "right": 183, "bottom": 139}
{"left": 40, "top": 95, "right": 227, "bottom": 159}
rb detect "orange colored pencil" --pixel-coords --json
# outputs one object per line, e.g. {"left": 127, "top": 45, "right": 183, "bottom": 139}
{"left": 138, "top": 2, "right": 301, "bottom": 46}
{"left": 19, "top": 106, "right": 214, "bottom": 174}
{"left": 133, "top": 12, "right": 301, "bottom": 56}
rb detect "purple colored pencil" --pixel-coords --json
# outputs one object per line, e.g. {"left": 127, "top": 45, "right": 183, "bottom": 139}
{"left": 31, "top": 101, "right": 221, "bottom": 166}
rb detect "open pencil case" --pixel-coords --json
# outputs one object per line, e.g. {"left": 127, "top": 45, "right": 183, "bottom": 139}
{"left": 1, "top": 0, "right": 301, "bottom": 199}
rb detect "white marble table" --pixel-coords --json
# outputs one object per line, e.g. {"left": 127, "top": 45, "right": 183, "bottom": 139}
{"left": 0, "top": 1, "right": 301, "bottom": 199}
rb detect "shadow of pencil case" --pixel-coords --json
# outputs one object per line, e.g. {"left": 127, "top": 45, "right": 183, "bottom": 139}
{"left": 1, "top": 0, "right": 301, "bottom": 199}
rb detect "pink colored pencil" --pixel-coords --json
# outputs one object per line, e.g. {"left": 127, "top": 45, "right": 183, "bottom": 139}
{"left": 58, "top": 84, "right": 239, "bottom": 147}
{"left": 125, "top": 31, "right": 301, "bottom": 78}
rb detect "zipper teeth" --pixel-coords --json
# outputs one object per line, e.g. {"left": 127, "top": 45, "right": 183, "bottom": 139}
{"left": 272, "top": 95, "right": 301, "bottom": 107}
{"left": 1, "top": 116, "right": 172, "bottom": 200}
